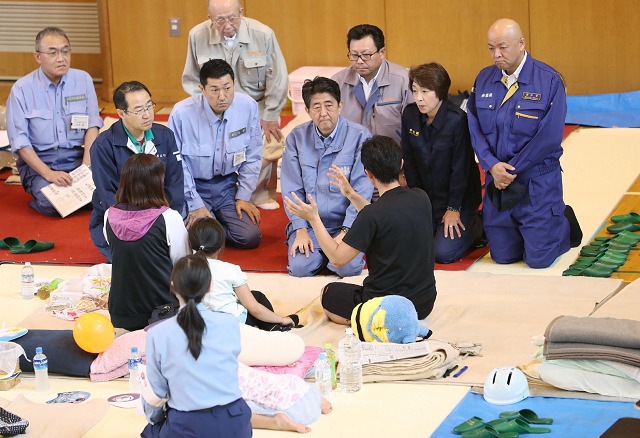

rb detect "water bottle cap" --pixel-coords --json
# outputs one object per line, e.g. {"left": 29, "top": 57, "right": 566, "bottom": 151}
{"left": 36, "top": 347, "right": 42, "bottom": 353}
{"left": 325, "top": 343, "right": 332, "bottom": 349}
{"left": 319, "top": 353, "right": 326, "bottom": 360}
{"left": 345, "top": 327, "right": 353, "bottom": 335}
{"left": 25, "top": 262, "right": 31, "bottom": 267}
{"left": 131, "top": 347, "right": 138, "bottom": 353}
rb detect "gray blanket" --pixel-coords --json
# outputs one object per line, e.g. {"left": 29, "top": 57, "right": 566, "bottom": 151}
{"left": 545, "top": 315, "right": 640, "bottom": 348}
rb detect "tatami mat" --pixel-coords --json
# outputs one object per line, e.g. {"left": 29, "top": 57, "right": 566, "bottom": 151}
{"left": 469, "top": 128, "right": 640, "bottom": 276}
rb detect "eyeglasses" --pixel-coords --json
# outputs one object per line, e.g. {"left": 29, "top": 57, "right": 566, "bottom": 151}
{"left": 214, "top": 14, "right": 241, "bottom": 25}
{"left": 125, "top": 102, "right": 156, "bottom": 116}
{"left": 37, "top": 48, "right": 71, "bottom": 57}
{"left": 347, "top": 50, "right": 379, "bottom": 62}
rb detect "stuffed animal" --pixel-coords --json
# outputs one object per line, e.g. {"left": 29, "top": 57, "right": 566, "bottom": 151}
{"left": 350, "top": 296, "right": 432, "bottom": 343}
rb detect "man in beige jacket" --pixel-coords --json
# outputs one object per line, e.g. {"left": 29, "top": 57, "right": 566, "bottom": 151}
{"left": 183, "top": 0, "right": 288, "bottom": 210}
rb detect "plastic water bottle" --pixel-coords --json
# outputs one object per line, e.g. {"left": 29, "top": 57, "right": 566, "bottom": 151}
{"left": 324, "top": 343, "right": 337, "bottom": 389}
{"left": 314, "top": 353, "right": 332, "bottom": 398}
{"left": 338, "top": 327, "right": 362, "bottom": 393}
{"left": 33, "top": 347, "right": 50, "bottom": 392}
{"left": 128, "top": 347, "right": 142, "bottom": 391}
{"left": 21, "top": 262, "right": 35, "bottom": 300}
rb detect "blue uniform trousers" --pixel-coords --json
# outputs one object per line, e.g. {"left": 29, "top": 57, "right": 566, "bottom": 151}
{"left": 17, "top": 147, "right": 84, "bottom": 216}
{"left": 286, "top": 223, "right": 365, "bottom": 278}
{"left": 433, "top": 211, "right": 483, "bottom": 264}
{"left": 484, "top": 166, "right": 570, "bottom": 268}
{"left": 141, "top": 398, "right": 252, "bottom": 438}
{"left": 194, "top": 173, "right": 261, "bottom": 249}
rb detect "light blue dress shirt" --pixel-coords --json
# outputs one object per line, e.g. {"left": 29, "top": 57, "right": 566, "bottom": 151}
{"left": 168, "top": 93, "right": 262, "bottom": 212}
{"left": 281, "top": 116, "right": 374, "bottom": 231}
{"left": 143, "top": 302, "right": 242, "bottom": 424}
{"left": 6, "top": 67, "right": 103, "bottom": 154}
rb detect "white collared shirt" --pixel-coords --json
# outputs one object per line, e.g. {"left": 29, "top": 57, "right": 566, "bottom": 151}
{"left": 224, "top": 34, "right": 236, "bottom": 50}
{"left": 502, "top": 51, "right": 528, "bottom": 89}
{"left": 359, "top": 66, "right": 382, "bottom": 101}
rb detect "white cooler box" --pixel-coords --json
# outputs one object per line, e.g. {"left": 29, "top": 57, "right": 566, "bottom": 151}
{"left": 288, "top": 66, "right": 345, "bottom": 115}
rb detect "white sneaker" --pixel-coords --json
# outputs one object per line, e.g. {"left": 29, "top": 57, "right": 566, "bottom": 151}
{"left": 257, "top": 201, "right": 280, "bottom": 210}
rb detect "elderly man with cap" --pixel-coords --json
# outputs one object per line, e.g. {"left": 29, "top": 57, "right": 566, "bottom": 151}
{"left": 6, "top": 26, "right": 103, "bottom": 216}
{"left": 183, "top": 0, "right": 287, "bottom": 211}
{"left": 467, "top": 18, "right": 581, "bottom": 269}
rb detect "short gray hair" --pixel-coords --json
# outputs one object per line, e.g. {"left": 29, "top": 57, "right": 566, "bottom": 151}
{"left": 35, "top": 27, "right": 70, "bottom": 52}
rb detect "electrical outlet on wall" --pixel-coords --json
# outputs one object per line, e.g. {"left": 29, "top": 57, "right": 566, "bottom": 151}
{"left": 169, "top": 18, "right": 181, "bottom": 37}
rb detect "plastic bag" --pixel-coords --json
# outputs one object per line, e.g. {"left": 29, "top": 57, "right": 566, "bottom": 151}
{"left": 0, "top": 342, "right": 26, "bottom": 380}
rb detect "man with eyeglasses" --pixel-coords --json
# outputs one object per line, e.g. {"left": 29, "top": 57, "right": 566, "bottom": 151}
{"left": 169, "top": 59, "right": 262, "bottom": 248}
{"left": 89, "top": 81, "right": 184, "bottom": 261}
{"left": 280, "top": 76, "right": 373, "bottom": 278}
{"left": 6, "top": 27, "right": 103, "bottom": 216}
{"left": 332, "top": 24, "right": 412, "bottom": 148}
{"left": 183, "top": 0, "right": 288, "bottom": 212}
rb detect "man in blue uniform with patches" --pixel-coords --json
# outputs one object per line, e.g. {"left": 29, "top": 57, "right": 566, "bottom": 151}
{"left": 6, "top": 27, "right": 103, "bottom": 216}
{"left": 90, "top": 81, "right": 184, "bottom": 261}
{"left": 468, "top": 18, "right": 580, "bottom": 269}
{"left": 281, "top": 76, "right": 373, "bottom": 277}
{"left": 169, "top": 59, "right": 262, "bottom": 249}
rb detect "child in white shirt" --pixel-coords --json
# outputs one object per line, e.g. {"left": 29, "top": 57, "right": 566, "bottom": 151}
{"left": 188, "top": 217, "right": 297, "bottom": 330}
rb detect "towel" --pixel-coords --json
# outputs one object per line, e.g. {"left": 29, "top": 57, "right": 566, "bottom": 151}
{"left": 90, "top": 329, "right": 146, "bottom": 382}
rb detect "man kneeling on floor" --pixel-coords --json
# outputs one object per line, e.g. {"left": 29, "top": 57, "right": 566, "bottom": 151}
{"left": 284, "top": 135, "right": 437, "bottom": 325}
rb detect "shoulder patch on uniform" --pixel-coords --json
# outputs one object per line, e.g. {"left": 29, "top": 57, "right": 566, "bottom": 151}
{"left": 522, "top": 92, "right": 541, "bottom": 101}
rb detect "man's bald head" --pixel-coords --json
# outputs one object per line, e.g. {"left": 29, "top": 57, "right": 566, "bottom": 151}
{"left": 487, "top": 18, "right": 526, "bottom": 75}
{"left": 208, "top": 0, "right": 243, "bottom": 38}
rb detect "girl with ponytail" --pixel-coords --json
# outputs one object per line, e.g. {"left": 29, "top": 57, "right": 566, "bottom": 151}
{"left": 141, "top": 253, "right": 252, "bottom": 438}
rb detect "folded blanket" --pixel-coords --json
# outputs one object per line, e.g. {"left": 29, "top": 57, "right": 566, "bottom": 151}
{"left": 545, "top": 315, "right": 640, "bottom": 349}
{"left": 357, "top": 340, "right": 458, "bottom": 383}
{"left": 544, "top": 341, "right": 640, "bottom": 368}
{"left": 537, "top": 362, "right": 640, "bottom": 399}
{"left": 90, "top": 329, "right": 146, "bottom": 382}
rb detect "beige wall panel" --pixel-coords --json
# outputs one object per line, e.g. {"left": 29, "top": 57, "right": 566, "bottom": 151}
{"left": 0, "top": 53, "right": 102, "bottom": 80}
{"left": 530, "top": 0, "right": 640, "bottom": 95}
{"left": 245, "top": 0, "right": 386, "bottom": 73}
{"left": 386, "top": 0, "right": 529, "bottom": 93}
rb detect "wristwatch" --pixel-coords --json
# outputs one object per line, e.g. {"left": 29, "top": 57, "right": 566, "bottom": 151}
{"left": 341, "top": 226, "right": 350, "bottom": 234}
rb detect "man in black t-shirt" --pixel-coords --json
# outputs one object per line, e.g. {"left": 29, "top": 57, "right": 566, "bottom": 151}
{"left": 284, "top": 135, "right": 437, "bottom": 325}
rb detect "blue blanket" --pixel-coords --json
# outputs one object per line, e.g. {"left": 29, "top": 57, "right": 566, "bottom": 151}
{"left": 566, "top": 90, "right": 640, "bottom": 128}
{"left": 431, "top": 392, "right": 640, "bottom": 437}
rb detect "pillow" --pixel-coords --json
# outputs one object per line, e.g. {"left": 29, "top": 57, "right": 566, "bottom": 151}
{"left": 90, "top": 329, "right": 146, "bottom": 382}
{"left": 252, "top": 346, "right": 324, "bottom": 379}
{"left": 238, "top": 324, "right": 305, "bottom": 366}
{"left": 14, "top": 330, "right": 97, "bottom": 378}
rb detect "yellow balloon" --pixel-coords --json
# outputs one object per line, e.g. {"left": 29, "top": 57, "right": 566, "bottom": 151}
{"left": 73, "top": 313, "right": 115, "bottom": 353}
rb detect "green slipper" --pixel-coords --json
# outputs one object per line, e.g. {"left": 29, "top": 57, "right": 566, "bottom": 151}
{"left": 611, "top": 212, "right": 640, "bottom": 224}
{"left": 577, "top": 256, "right": 598, "bottom": 263}
{"left": 461, "top": 424, "right": 519, "bottom": 438}
{"left": 580, "top": 247, "right": 605, "bottom": 257}
{"left": 562, "top": 268, "right": 584, "bottom": 276}
{"left": 594, "top": 237, "right": 611, "bottom": 242}
{"left": 10, "top": 239, "right": 54, "bottom": 254}
{"left": 589, "top": 241, "right": 633, "bottom": 251}
{"left": 581, "top": 265, "right": 614, "bottom": 277}
{"left": 614, "top": 230, "right": 640, "bottom": 244}
{"left": 0, "top": 237, "right": 22, "bottom": 250}
{"left": 499, "top": 410, "right": 553, "bottom": 425}
{"left": 599, "top": 253, "right": 628, "bottom": 264}
{"left": 454, "top": 417, "right": 508, "bottom": 434}
{"left": 593, "top": 261, "right": 621, "bottom": 270}
{"left": 494, "top": 419, "right": 551, "bottom": 434}
{"left": 607, "top": 222, "right": 640, "bottom": 234}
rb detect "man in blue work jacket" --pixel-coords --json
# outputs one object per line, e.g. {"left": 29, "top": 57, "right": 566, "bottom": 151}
{"left": 467, "top": 18, "right": 580, "bottom": 269}
{"left": 89, "top": 81, "right": 184, "bottom": 261}
{"left": 6, "top": 27, "right": 103, "bottom": 216}
{"left": 281, "top": 76, "right": 374, "bottom": 277}
{"left": 169, "top": 59, "right": 262, "bottom": 248}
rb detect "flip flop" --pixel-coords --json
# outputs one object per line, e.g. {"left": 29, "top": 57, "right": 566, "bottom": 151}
{"left": 454, "top": 417, "right": 508, "bottom": 434}
{"left": 500, "top": 409, "right": 553, "bottom": 425}
{"left": 461, "top": 425, "right": 519, "bottom": 438}
{"left": 494, "top": 419, "right": 551, "bottom": 434}
{"left": 607, "top": 222, "right": 640, "bottom": 234}
{"left": 611, "top": 212, "right": 640, "bottom": 224}
{"left": 10, "top": 239, "right": 54, "bottom": 254}
{"left": 0, "top": 237, "right": 22, "bottom": 250}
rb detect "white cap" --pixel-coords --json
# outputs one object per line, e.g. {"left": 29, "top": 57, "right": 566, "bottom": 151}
{"left": 25, "top": 262, "right": 31, "bottom": 266}
{"left": 346, "top": 327, "right": 353, "bottom": 335}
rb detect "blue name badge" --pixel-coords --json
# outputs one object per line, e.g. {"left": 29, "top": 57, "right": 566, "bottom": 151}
{"left": 229, "top": 127, "right": 247, "bottom": 138}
